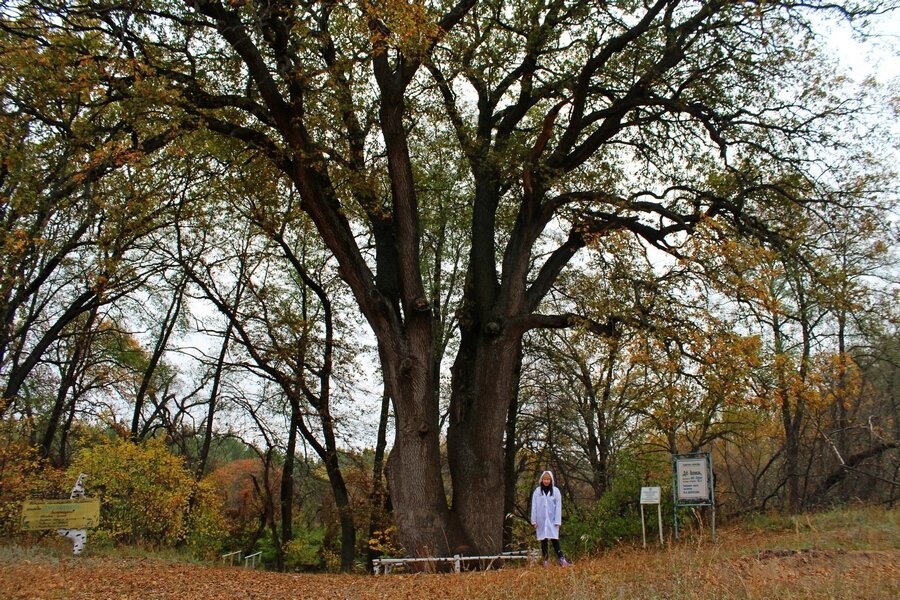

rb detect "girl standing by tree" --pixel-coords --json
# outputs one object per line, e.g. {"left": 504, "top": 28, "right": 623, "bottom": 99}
{"left": 530, "top": 470, "right": 572, "bottom": 567}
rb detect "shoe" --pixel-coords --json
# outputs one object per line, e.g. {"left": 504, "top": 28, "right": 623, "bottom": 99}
{"left": 559, "top": 557, "right": 572, "bottom": 567}
{"left": 542, "top": 560, "right": 549, "bottom": 568}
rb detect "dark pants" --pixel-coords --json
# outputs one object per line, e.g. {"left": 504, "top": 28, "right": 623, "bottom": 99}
{"left": 540, "top": 538, "right": 563, "bottom": 560}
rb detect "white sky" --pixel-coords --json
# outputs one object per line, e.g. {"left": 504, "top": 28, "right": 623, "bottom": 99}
{"left": 827, "top": 12, "right": 900, "bottom": 81}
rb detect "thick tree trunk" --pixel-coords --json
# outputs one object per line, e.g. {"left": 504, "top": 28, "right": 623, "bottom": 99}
{"left": 447, "top": 329, "right": 523, "bottom": 554}
{"left": 385, "top": 392, "right": 458, "bottom": 557}
{"left": 378, "top": 324, "right": 464, "bottom": 557}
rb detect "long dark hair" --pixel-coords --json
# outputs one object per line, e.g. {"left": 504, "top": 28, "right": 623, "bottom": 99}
{"left": 540, "top": 472, "right": 553, "bottom": 495}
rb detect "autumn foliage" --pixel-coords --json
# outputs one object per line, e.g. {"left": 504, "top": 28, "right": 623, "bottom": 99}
{"left": 68, "top": 438, "right": 226, "bottom": 555}
{"left": 0, "top": 422, "right": 70, "bottom": 536}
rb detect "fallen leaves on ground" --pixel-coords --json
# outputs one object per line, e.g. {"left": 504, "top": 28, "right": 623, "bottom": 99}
{"left": 2, "top": 544, "right": 898, "bottom": 600}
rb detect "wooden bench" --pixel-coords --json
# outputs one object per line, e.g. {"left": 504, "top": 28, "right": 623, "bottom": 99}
{"left": 373, "top": 550, "right": 538, "bottom": 574}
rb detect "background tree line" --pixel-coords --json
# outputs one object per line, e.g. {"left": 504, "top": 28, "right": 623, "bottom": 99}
{"left": 1, "top": 0, "right": 898, "bottom": 572}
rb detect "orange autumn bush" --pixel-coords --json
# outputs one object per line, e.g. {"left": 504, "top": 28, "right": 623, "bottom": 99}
{"left": 0, "top": 421, "right": 68, "bottom": 537}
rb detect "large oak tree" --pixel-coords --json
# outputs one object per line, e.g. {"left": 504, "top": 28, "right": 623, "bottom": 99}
{"left": 17, "top": 0, "right": 895, "bottom": 555}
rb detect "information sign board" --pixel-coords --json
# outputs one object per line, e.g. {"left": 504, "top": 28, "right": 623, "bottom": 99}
{"left": 640, "top": 486, "right": 661, "bottom": 504}
{"left": 21, "top": 498, "right": 100, "bottom": 531}
{"left": 671, "top": 452, "right": 716, "bottom": 542}
{"left": 675, "top": 457, "right": 709, "bottom": 501}
{"left": 639, "top": 486, "right": 664, "bottom": 547}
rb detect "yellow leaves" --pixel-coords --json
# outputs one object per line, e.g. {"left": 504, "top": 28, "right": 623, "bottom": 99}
{"left": 69, "top": 438, "right": 213, "bottom": 548}
{"left": 806, "top": 352, "right": 863, "bottom": 414}
{"left": 0, "top": 422, "right": 70, "bottom": 537}
{"left": 368, "top": 525, "right": 402, "bottom": 557}
{"left": 364, "top": 0, "right": 441, "bottom": 58}
{"left": 583, "top": 227, "right": 635, "bottom": 253}
{"left": 2, "top": 228, "right": 33, "bottom": 257}
{"left": 84, "top": 140, "right": 135, "bottom": 173}
{"left": 684, "top": 221, "right": 791, "bottom": 313}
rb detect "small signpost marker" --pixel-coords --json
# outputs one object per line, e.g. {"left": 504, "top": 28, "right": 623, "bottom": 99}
{"left": 639, "top": 486, "right": 663, "bottom": 548}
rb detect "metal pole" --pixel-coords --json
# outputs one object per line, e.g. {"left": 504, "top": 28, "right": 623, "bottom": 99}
{"left": 708, "top": 452, "right": 716, "bottom": 543}
{"left": 672, "top": 454, "right": 679, "bottom": 541}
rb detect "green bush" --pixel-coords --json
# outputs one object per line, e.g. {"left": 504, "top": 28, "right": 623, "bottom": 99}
{"left": 566, "top": 484, "right": 644, "bottom": 554}
{"left": 284, "top": 526, "right": 326, "bottom": 570}
{"left": 565, "top": 455, "right": 673, "bottom": 554}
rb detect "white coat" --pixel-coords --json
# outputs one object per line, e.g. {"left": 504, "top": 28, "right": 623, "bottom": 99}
{"left": 530, "top": 470, "right": 562, "bottom": 541}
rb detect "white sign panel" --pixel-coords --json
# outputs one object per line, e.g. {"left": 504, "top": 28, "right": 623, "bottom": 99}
{"left": 676, "top": 458, "right": 709, "bottom": 501}
{"left": 640, "top": 486, "right": 661, "bottom": 504}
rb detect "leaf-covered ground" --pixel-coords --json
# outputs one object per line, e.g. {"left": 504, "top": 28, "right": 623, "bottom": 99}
{"left": 1, "top": 549, "right": 898, "bottom": 599}
{"left": 3, "top": 508, "right": 898, "bottom": 599}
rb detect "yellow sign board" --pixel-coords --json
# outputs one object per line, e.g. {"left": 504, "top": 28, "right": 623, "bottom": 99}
{"left": 20, "top": 498, "right": 100, "bottom": 530}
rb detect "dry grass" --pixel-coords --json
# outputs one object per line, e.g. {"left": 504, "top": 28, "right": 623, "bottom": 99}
{"left": 2, "top": 505, "right": 898, "bottom": 599}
